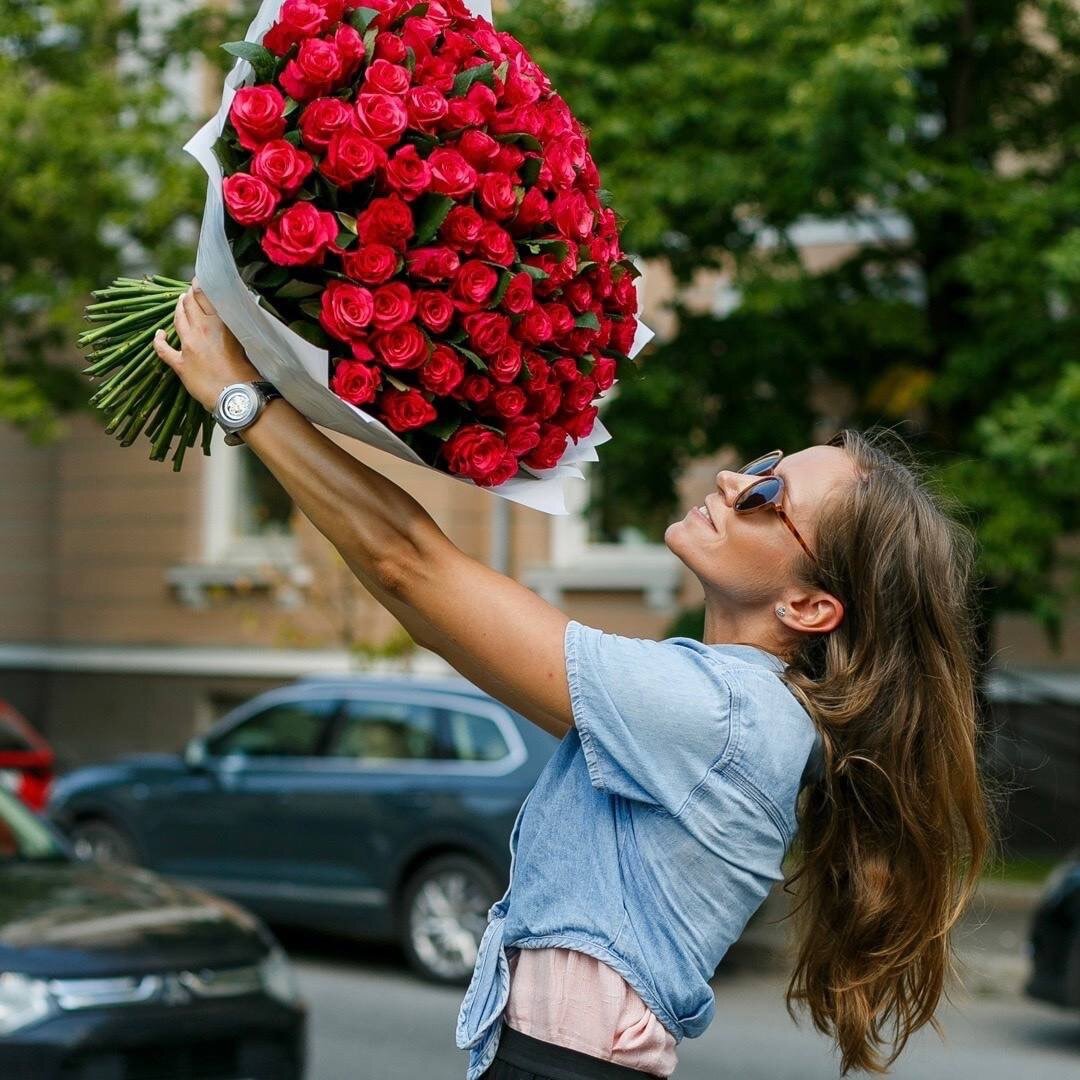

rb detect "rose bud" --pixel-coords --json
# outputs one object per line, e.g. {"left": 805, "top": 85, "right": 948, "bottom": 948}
{"left": 477, "top": 222, "right": 516, "bottom": 266}
{"left": 560, "top": 404, "right": 599, "bottom": 442}
{"left": 341, "top": 243, "right": 399, "bottom": 285}
{"left": 353, "top": 92, "right": 409, "bottom": 146}
{"left": 364, "top": 58, "right": 411, "bottom": 95}
{"left": 427, "top": 148, "right": 478, "bottom": 198}
{"left": 488, "top": 342, "right": 524, "bottom": 385}
{"left": 501, "top": 272, "right": 534, "bottom": 316}
{"left": 298, "top": 96, "right": 354, "bottom": 152}
{"left": 373, "top": 322, "right": 429, "bottom": 369}
{"left": 356, "top": 195, "right": 415, "bottom": 250}
{"left": 320, "top": 127, "right": 386, "bottom": 188}
{"left": 279, "top": 38, "right": 347, "bottom": 101}
{"left": 385, "top": 144, "right": 433, "bottom": 200}
{"left": 551, "top": 189, "right": 595, "bottom": 242}
{"left": 262, "top": 0, "right": 330, "bottom": 57}
{"left": 405, "top": 86, "right": 449, "bottom": 131}
{"left": 451, "top": 260, "right": 499, "bottom": 310}
{"left": 564, "top": 375, "right": 598, "bottom": 413}
{"left": 350, "top": 340, "right": 375, "bottom": 362}
{"left": 476, "top": 449, "right": 521, "bottom": 488}
{"left": 457, "top": 374, "right": 493, "bottom": 404}
{"left": 416, "top": 54, "right": 457, "bottom": 94}
{"left": 439, "top": 205, "right": 484, "bottom": 251}
{"left": 419, "top": 345, "right": 466, "bottom": 395}
{"left": 512, "top": 187, "right": 552, "bottom": 233}
{"left": 442, "top": 424, "right": 507, "bottom": 482}
{"left": 250, "top": 140, "right": 314, "bottom": 197}
{"left": 611, "top": 317, "right": 637, "bottom": 355}
{"left": 222, "top": 173, "right": 279, "bottom": 226}
{"left": 491, "top": 385, "right": 527, "bottom": 419}
{"left": 515, "top": 306, "right": 553, "bottom": 346}
{"left": 504, "top": 414, "right": 542, "bottom": 456}
{"left": 374, "top": 33, "right": 408, "bottom": 63}
{"left": 330, "top": 358, "right": 382, "bottom": 406}
{"left": 457, "top": 129, "right": 501, "bottom": 168}
{"left": 371, "top": 282, "right": 417, "bottom": 331}
{"left": 319, "top": 280, "right": 375, "bottom": 341}
{"left": 261, "top": 201, "right": 340, "bottom": 266}
{"left": 415, "top": 289, "right": 456, "bottom": 333}
{"left": 228, "top": 86, "right": 286, "bottom": 151}
{"left": 378, "top": 388, "right": 438, "bottom": 433}
{"left": 477, "top": 173, "right": 519, "bottom": 219}
{"left": 529, "top": 383, "right": 564, "bottom": 420}
{"left": 333, "top": 24, "right": 367, "bottom": 73}
{"left": 523, "top": 423, "right": 570, "bottom": 470}
{"left": 462, "top": 311, "right": 510, "bottom": 357}
{"left": 406, "top": 246, "right": 460, "bottom": 283}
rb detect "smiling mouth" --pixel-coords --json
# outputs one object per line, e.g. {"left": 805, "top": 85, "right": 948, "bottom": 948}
{"left": 693, "top": 504, "right": 716, "bottom": 530}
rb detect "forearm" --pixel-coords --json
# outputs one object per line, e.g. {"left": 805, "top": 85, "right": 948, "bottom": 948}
{"left": 235, "top": 394, "right": 442, "bottom": 601}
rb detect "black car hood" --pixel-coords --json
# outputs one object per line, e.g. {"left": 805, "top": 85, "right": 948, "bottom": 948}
{"left": 0, "top": 861, "right": 269, "bottom": 978}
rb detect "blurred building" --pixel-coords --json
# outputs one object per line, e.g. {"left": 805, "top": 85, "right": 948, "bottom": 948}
{"left": 0, "top": 2, "right": 1076, "bottom": 859}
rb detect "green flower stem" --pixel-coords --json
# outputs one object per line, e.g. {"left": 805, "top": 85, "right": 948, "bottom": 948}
{"left": 79, "top": 297, "right": 180, "bottom": 345}
{"left": 200, "top": 411, "right": 216, "bottom": 455}
{"left": 170, "top": 396, "right": 206, "bottom": 471}
{"left": 149, "top": 384, "right": 190, "bottom": 461}
{"left": 104, "top": 365, "right": 164, "bottom": 435}
{"left": 117, "top": 373, "right": 178, "bottom": 447}
{"left": 89, "top": 348, "right": 158, "bottom": 407}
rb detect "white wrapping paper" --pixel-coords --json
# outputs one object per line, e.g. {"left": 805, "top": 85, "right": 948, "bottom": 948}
{"left": 182, "top": 0, "right": 653, "bottom": 514}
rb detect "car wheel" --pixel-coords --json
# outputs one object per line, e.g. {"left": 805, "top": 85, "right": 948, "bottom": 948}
{"left": 69, "top": 818, "right": 139, "bottom": 866}
{"left": 400, "top": 853, "right": 502, "bottom": 985}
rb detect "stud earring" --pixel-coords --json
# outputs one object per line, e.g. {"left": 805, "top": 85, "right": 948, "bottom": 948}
{"left": 775, "top": 605, "right": 787, "bottom": 618}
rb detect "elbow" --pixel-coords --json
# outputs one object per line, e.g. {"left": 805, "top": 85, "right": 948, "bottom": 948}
{"left": 371, "top": 549, "right": 417, "bottom": 600}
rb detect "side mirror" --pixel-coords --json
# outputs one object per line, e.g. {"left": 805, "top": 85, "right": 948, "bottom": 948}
{"left": 183, "top": 737, "right": 208, "bottom": 770}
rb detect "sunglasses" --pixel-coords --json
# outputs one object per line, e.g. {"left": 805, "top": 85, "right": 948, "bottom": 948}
{"left": 732, "top": 449, "right": 819, "bottom": 566}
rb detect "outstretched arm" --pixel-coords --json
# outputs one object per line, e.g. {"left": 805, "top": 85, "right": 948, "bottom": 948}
{"left": 155, "top": 281, "right": 573, "bottom": 738}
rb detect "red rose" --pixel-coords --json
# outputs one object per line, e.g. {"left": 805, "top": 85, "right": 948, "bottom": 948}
{"left": 477, "top": 222, "right": 516, "bottom": 266}
{"left": 477, "top": 173, "right": 518, "bottom": 219}
{"left": 564, "top": 375, "right": 597, "bottom": 413}
{"left": 552, "top": 357, "right": 580, "bottom": 382}
{"left": 443, "top": 97, "right": 485, "bottom": 129}
{"left": 250, "top": 140, "right": 314, "bottom": 196}
{"left": 544, "top": 302, "right": 575, "bottom": 340}
{"left": 405, "top": 246, "right": 460, "bottom": 282}
{"left": 451, "top": 260, "right": 498, "bottom": 309}
{"left": 457, "top": 374, "right": 492, "bottom": 403}
{"left": 516, "top": 306, "right": 553, "bottom": 346}
{"left": 320, "top": 128, "right": 386, "bottom": 188}
{"left": 401, "top": 15, "right": 442, "bottom": 56}
{"left": 463, "top": 311, "right": 510, "bottom": 357}
{"left": 373, "top": 322, "right": 429, "bottom": 369}
{"left": 442, "top": 424, "right": 507, "bottom": 481}
{"left": 529, "top": 383, "right": 563, "bottom": 419}
{"left": 504, "top": 414, "right": 541, "bottom": 455}
{"left": 488, "top": 341, "right": 523, "bottom": 384}
{"left": 405, "top": 86, "right": 449, "bottom": 130}
{"left": 419, "top": 345, "right": 466, "bottom": 394}
{"left": 349, "top": 341, "right": 375, "bottom": 362}
{"left": 522, "top": 354, "right": 550, "bottom": 391}
{"left": 592, "top": 356, "right": 617, "bottom": 391}
{"left": 490, "top": 385, "right": 527, "bottom": 419}
{"left": 415, "top": 289, "right": 455, "bottom": 333}
{"left": 364, "top": 59, "right": 411, "bottom": 95}
{"left": 371, "top": 282, "right": 417, "bottom": 331}
{"left": 341, "top": 243, "right": 399, "bottom": 284}
{"left": 222, "top": 173, "right": 279, "bottom": 226}
{"left": 466, "top": 82, "right": 498, "bottom": 119}
{"left": 353, "top": 92, "right": 409, "bottom": 146}
{"left": 416, "top": 54, "right": 457, "bottom": 93}
{"left": 611, "top": 316, "right": 637, "bottom": 355}
{"left": 319, "top": 280, "right": 375, "bottom": 341}
{"left": 279, "top": 38, "right": 346, "bottom": 101}
{"left": 562, "top": 279, "right": 593, "bottom": 313}
{"left": 228, "top": 86, "right": 286, "bottom": 152}
{"left": 457, "top": 129, "right": 501, "bottom": 168}
{"left": 261, "top": 201, "right": 339, "bottom": 266}
{"left": 262, "top": 0, "right": 330, "bottom": 56}
{"left": 330, "top": 358, "right": 382, "bottom": 406}
{"left": 439, "top": 205, "right": 484, "bottom": 251}
{"left": 385, "top": 144, "right": 433, "bottom": 200}
{"left": 357, "top": 195, "right": 415, "bottom": 250}
{"left": 374, "top": 32, "right": 408, "bottom": 63}
{"left": 513, "top": 187, "right": 551, "bottom": 233}
{"left": 333, "top": 23, "right": 367, "bottom": 71}
{"left": 501, "top": 271, "right": 534, "bottom": 315}
{"left": 478, "top": 450, "right": 521, "bottom": 488}
{"left": 299, "top": 97, "right": 354, "bottom": 152}
{"left": 493, "top": 144, "right": 526, "bottom": 174}
{"left": 523, "top": 423, "right": 569, "bottom": 469}
{"left": 560, "top": 405, "right": 598, "bottom": 442}
{"left": 427, "top": 148, "right": 477, "bottom": 198}
{"left": 552, "top": 189, "right": 595, "bottom": 242}
{"left": 379, "top": 388, "right": 438, "bottom": 432}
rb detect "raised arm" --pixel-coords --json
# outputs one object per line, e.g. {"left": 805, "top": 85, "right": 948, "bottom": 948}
{"left": 155, "top": 283, "right": 573, "bottom": 738}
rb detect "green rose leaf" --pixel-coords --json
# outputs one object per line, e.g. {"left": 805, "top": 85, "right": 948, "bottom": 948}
{"left": 221, "top": 41, "right": 277, "bottom": 83}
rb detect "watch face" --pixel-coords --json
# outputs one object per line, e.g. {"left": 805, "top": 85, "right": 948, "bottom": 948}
{"left": 221, "top": 387, "right": 255, "bottom": 423}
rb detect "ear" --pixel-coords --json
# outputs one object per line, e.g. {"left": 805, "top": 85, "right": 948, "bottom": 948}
{"left": 780, "top": 588, "right": 844, "bottom": 635}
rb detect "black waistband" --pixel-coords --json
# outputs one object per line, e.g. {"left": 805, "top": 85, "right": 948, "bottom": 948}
{"left": 495, "top": 1023, "right": 666, "bottom": 1080}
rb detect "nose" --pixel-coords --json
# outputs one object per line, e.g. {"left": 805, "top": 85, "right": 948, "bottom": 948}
{"left": 714, "top": 469, "right": 746, "bottom": 505}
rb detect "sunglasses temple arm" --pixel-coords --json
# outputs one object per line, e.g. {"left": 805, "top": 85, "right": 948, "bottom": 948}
{"left": 776, "top": 508, "right": 818, "bottom": 565}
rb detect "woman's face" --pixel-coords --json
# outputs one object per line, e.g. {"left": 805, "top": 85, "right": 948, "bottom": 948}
{"left": 665, "top": 444, "right": 855, "bottom": 607}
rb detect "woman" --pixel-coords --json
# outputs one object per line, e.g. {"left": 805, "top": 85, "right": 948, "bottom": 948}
{"left": 154, "top": 285, "right": 994, "bottom": 1078}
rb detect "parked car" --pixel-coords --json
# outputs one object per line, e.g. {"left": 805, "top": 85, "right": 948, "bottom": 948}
{"left": 48, "top": 674, "right": 560, "bottom": 985}
{"left": 0, "top": 786, "right": 306, "bottom": 1079}
{"left": 1025, "top": 847, "right": 1080, "bottom": 1013}
{"left": 0, "top": 702, "right": 55, "bottom": 813}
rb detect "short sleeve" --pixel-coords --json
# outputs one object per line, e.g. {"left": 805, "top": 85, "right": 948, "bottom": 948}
{"left": 564, "top": 619, "right": 736, "bottom": 816}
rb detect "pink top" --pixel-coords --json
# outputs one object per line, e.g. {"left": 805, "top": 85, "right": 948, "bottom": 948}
{"left": 503, "top": 947, "right": 678, "bottom": 1078}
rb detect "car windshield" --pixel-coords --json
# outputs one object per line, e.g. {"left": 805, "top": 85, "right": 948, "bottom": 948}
{"left": 0, "top": 788, "right": 68, "bottom": 862}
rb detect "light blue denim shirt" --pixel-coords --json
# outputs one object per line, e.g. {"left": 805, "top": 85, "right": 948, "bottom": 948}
{"left": 456, "top": 619, "right": 824, "bottom": 1079}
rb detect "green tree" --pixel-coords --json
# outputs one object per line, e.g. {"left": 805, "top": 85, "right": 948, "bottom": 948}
{"left": 506, "top": 0, "right": 1080, "bottom": 645}
{"left": 0, "top": 0, "right": 246, "bottom": 441}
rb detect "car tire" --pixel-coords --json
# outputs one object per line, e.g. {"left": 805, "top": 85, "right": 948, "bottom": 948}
{"left": 69, "top": 817, "right": 139, "bottom": 867}
{"left": 399, "top": 853, "right": 502, "bottom": 986}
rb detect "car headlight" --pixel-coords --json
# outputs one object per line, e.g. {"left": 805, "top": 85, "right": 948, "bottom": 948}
{"left": 257, "top": 946, "right": 299, "bottom": 1006}
{"left": 0, "top": 972, "right": 54, "bottom": 1035}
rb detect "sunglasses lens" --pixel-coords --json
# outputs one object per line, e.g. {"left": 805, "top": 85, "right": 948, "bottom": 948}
{"left": 739, "top": 451, "right": 782, "bottom": 476}
{"left": 735, "top": 476, "right": 782, "bottom": 511}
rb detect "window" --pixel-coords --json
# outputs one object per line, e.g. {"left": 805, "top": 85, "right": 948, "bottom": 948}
{"left": 327, "top": 699, "right": 440, "bottom": 762}
{"left": 208, "top": 697, "right": 340, "bottom": 758}
{"left": 443, "top": 709, "right": 510, "bottom": 763}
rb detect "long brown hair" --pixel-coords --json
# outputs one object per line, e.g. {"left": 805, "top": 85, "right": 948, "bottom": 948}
{"left": 779, "top": 427, "right": 997, "bottom": 1073}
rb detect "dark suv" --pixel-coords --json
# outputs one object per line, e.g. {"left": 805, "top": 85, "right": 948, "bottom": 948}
{"left": 48, "top": 674, "right": 559, "bottom": 984}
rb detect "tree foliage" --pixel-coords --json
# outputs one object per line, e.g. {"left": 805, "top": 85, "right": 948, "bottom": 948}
{"left": 506, "top": 0, "right": 1080, "bottom": 641}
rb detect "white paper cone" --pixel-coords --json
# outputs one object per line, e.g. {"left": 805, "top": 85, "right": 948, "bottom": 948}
{"left": 181, "top": 0, "right": 651, "bottom": 515}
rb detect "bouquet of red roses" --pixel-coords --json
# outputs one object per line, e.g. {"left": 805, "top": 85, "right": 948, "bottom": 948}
{"left": 81, "top": 0, "right": 651, "bottom": 512}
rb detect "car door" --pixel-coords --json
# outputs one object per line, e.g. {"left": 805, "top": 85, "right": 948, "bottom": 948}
{"left": 147, "top": 690, "right": 341, "bottom": 894}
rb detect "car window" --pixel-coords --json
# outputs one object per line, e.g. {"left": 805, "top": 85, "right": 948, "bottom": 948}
{"left": 327, "top": 699, "right": 439, "bottom": 762}
{"left": 443, "top": 708, "right": 510, "bottom": 763}
{"left": 208, "top": 697, "right": 340, "bottom": 758}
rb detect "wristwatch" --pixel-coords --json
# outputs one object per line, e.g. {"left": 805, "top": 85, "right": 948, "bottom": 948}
{"left": 213, "top": 379, "right": 283, "bottom": 445}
